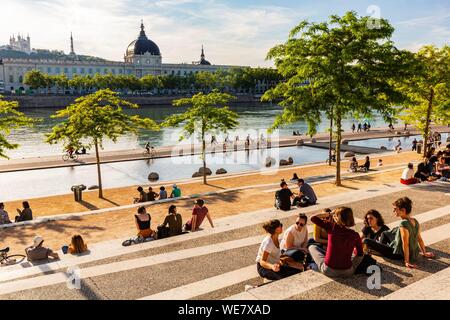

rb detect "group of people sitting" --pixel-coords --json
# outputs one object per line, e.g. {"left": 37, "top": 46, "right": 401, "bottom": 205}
{"left": 0, "top": 201, "right": 33, "bottom": 225}
{"left": 256, "top": 196, "right": 435, "bottom": 281}
{"left": 133, "top": 198, "right": 214, "bottom": 241}
{"left": 133, "top": 184, "right": 182, "bottom": 203}
{"left": 275, "top": 176, "right": 318, "bottom": 211}
{"left": 349, "top": 156, "right": 371, "bottom": 173}
{"left": 400, "top": 143, "right": 450, "bottom": 184}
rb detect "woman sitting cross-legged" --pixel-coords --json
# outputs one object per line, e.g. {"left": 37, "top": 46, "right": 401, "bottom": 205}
{"left": 309, "top": 207, "right": 364, "bottom": 278}
{"left": 361, "top": 210, "right": 389, "bottom": 253}
{"left": 135, "top": 206, "right": 157, "bottom": 240}
{"left": 256, "top": 219, "right": 304, "bottom": 281}
{"left": 363, "top": 197, "right": 434, "bottom": 268}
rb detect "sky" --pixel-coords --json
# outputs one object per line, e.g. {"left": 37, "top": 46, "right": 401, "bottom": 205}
{"left": 0, "top": 0, "right": 449, "bottom": 67}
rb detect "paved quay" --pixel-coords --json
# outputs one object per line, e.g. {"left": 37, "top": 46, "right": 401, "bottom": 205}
{"left": 0, "top": 124, "right": 448, "bottom": 173}
{"left": 0, "top": 182, "right": 448, "bottom": 300}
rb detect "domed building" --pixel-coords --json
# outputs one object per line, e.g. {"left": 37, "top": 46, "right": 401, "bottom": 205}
{"left": 0, "top": 21, "right": 245, "bottom": 93}
{"left": 124, "top": 21, "right": 162, "bottom": 77}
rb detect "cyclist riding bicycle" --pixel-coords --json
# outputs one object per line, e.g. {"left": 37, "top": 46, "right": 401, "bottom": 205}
{"left": 67, "top": 146, "right": 75, "bottom": 157}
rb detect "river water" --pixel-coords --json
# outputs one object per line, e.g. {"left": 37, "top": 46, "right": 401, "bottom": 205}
{"left": 7, "top": 104, "right": 390, "bottom": 159}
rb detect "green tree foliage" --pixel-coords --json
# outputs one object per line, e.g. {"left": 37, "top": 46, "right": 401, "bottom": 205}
{"left": 397, "top": 45, "right": 450, "bottom": 156}
{"left": 163, "top": 91, "right": 239, "bottom": 184}
{"left": 263, "top": 11, "right": 410, "bottom": 186}
{"left": 46, "top": 89, "right": 159, "bottom": 198}
{"left": 0, "top": 96, "right": 37, "bottom": 158}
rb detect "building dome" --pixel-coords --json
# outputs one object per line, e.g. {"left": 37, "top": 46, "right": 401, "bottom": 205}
{"left": 126, "top": 22, "right": 160, "bottom": 56}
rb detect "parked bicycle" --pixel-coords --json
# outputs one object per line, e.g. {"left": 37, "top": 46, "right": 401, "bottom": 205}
{"left": 0, "top": 247, "right": 26, "bottom": 266}
{"left": 62, "top": 152, "right": 79, "bottom": 161}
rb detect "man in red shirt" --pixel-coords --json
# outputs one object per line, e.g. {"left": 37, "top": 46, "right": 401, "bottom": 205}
{"left": 184, "top": 199, "right": 214, "bottom": 232}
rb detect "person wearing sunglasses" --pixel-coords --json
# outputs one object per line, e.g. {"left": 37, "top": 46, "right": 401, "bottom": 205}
{"left": 309, "top": 207, "right": 364, "bottom": 278}
{"left": 280, "top": 214, "right": 312, "bottom": 268}
{"left": 256, "top": 219, "right": 303, "bottom": 281}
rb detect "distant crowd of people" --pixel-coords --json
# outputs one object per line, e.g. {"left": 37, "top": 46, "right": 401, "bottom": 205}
{"left": 133, "top": 184, "right": 181, "bottom": 203}
{"left": 400, "top": 142, "right": 450, "bottom": 184}
{"left": 351, "top": 122, "right": 371, "bottom": 133}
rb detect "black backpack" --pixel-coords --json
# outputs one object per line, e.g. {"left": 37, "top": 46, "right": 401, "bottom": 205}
{"left": 157, "top": 225, "right": 170, "bottom": 239}
{"left": 274, "top": 190, "right": 281, "bottom": 209}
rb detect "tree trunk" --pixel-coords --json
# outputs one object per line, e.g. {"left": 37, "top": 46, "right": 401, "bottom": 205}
{"left": 202, "top": 129, "right": 207, "bottom": 185}
{"left": 335, "top": 112, "right": 342, "bottom": 186}
{"left": 328, "top": 107, "right": 333, "bottom": 166}
{"left": 423, "top": 89, "right": 434, "bottom": 157}
{"left": 94, "top": 140, "right": 103, "bottom": 198}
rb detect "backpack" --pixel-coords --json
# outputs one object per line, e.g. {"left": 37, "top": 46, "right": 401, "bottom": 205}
{"left": 274, "top": 190, "right": 281, "bottom": 209}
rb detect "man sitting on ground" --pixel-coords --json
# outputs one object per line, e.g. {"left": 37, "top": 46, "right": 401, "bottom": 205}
{"left": 293, "top": 179, "right": 317, "bottom": 207}
{"left": 0, "top": 203, "right": 11, "bottom": 225}
{"left": 184, "top": 199, "right": 214, "bottom": 232}
{"left": 359, "top": 156, "right": 370, "bottom": 172}
{"left": 133, "top": 186, "right": 148, "bottom": 203}
{"left": 147, "top": 187, "right": 159, "bottom": 201}
{"left": 25, "top": 236, "right": 59, "bottom": 262}
{"left": 276, "top": 181, "right": 295, "bottom": 211}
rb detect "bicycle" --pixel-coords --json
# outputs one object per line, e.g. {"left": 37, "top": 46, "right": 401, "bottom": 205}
{"left": 0, "top": 247, "right": 26, "bottom": 266}
{"left": 62, "top": 152, "right": 79, "bottom": 161}
{"left": 143, "top": 147, "right": 156, "bottom": 158}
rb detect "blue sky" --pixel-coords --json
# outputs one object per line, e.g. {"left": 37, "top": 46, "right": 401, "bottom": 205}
{"left": 1, "top": 0, "right": 448, "bottom": 67}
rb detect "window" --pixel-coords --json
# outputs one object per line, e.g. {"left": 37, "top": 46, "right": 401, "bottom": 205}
{"left": 64, "top": 67, "right": 69, "bottom": 73}
{"left": 184, "top": 71, "right": 187, "bottom": 75}
{"left": 171, "top": 70, "right": 175, "bottom": 75}
{"left": 164, "top": 70, "right": 167, "bottom": 74}
{"left": 19, "top": 76, "right": 23, "bottom": 83}
{"left": 72, "top": 67, "right": 77, "bottom": 73}
{"left": 88, "top": 68, "right": 93, "bottom": 74}
{"left": 55, "top": 67, "right": 61, "bottom": 73}
{"left": 9, "top": 75, "right": 14, "bottom": 83}
{"left": 104, "top": 69, "right": 108, "bottom": 74}
{"left": 47, "top": 67, "right": 52, "bottom": 73}
{"left": 80, "top": 68, "right": 85, "bottom": 74}
{"left": 127, "top": 69, "right": 132, "bottom": 74}
{"left": 96, "top": 68, "right": 101, "bottom": 73}
{"left": 177, "top": 70, "right": 181, "bottom": 75}
{"left": 118, "top": 69, "right": 123, "bottom": 74}
{"left": 112, "top": 69, "right": 116, "bottom": 74}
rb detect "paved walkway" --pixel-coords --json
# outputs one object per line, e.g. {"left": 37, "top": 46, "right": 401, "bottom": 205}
{"left": 0, "top": 124, "right": 448, "bottom": 173}
{"left": 0, "top": 181, "right": 448, "bottom": 300}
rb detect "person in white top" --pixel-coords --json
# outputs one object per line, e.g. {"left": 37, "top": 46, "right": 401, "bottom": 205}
{"left": 400, "top": 163, "right": 418, "bottom": 185}
{"left": 280, "top": 213, "right": 309, "bottom": 252}
{"left": 256, "top": 219, "right": 303, "bottom": 281}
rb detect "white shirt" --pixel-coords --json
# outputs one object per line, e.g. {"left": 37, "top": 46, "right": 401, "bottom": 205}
{"left": 280, "top": 225, "right": 308, "bottom": 251}
{"left": 401, "top": 167, "right": 414, "bottom": 180}
{"left": 255, "top": 235, "right": 281, "bottom": 265}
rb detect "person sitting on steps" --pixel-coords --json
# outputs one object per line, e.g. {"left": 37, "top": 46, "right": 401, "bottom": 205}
{"left": 293, "top": 179, "right": 317, "bottom": 207}
{"left": 276, "top": 181, "right": 295, "bottom": 211}
{"left": 256, "top": 219, "right": 303, "bottom": 281}
{"left": 25, "top": 236, "right": 59, "bottom": 262}
{"left": 68, "top": 234, "right": 88, "bottom": 254}
{"left": 133, "top": 187, "right": 148, "bottom": 203}
{"left": 309, "top": 207, "right": 364, "bottom": 278}
{"left": 360, "top": 210, "right": 389, "bottom": 253}
{"left": 184, "top": 199, "right": 214, "bottom": 232}
{"left": 158, "top": 205, "right": 183, "bottom": 238}
{"left": 134, "top": 206, "right": 157, "bottom": 240}
{"left": 363, "top": 197, "right": 435, "bottom": 268}
{"left": 308, "top": 208, "right": 332, "bottom": 251}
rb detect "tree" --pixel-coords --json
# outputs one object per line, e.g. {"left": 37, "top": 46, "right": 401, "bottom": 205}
{"left": 46, "top": 89, "right": 159, "bottom": 198}
{"left": 163, "top": 91, "right": 239, "bottom": 184}
{"left": 0, "top": 96, "right": 36, "bottom": 158}
{"left": 397, "top": 45, "right": 450, "bottom": 156}
{"left": 263, "top": 11, "right": 410, "bottom": 186}
{"left": 23, "top": 70, "right": 47, "bottom": 92}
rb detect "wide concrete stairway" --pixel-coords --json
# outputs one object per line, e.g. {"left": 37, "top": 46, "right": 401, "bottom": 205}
{"left": 0, "top": 181, "right": 449, "bottom": 300}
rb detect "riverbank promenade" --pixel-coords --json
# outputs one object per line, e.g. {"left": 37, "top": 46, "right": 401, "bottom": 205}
{"left": 0, "top": 143, "right": 449, "bottom": 299}
{"left": 1, "top": 124, "right": 449, "bottom": 173}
